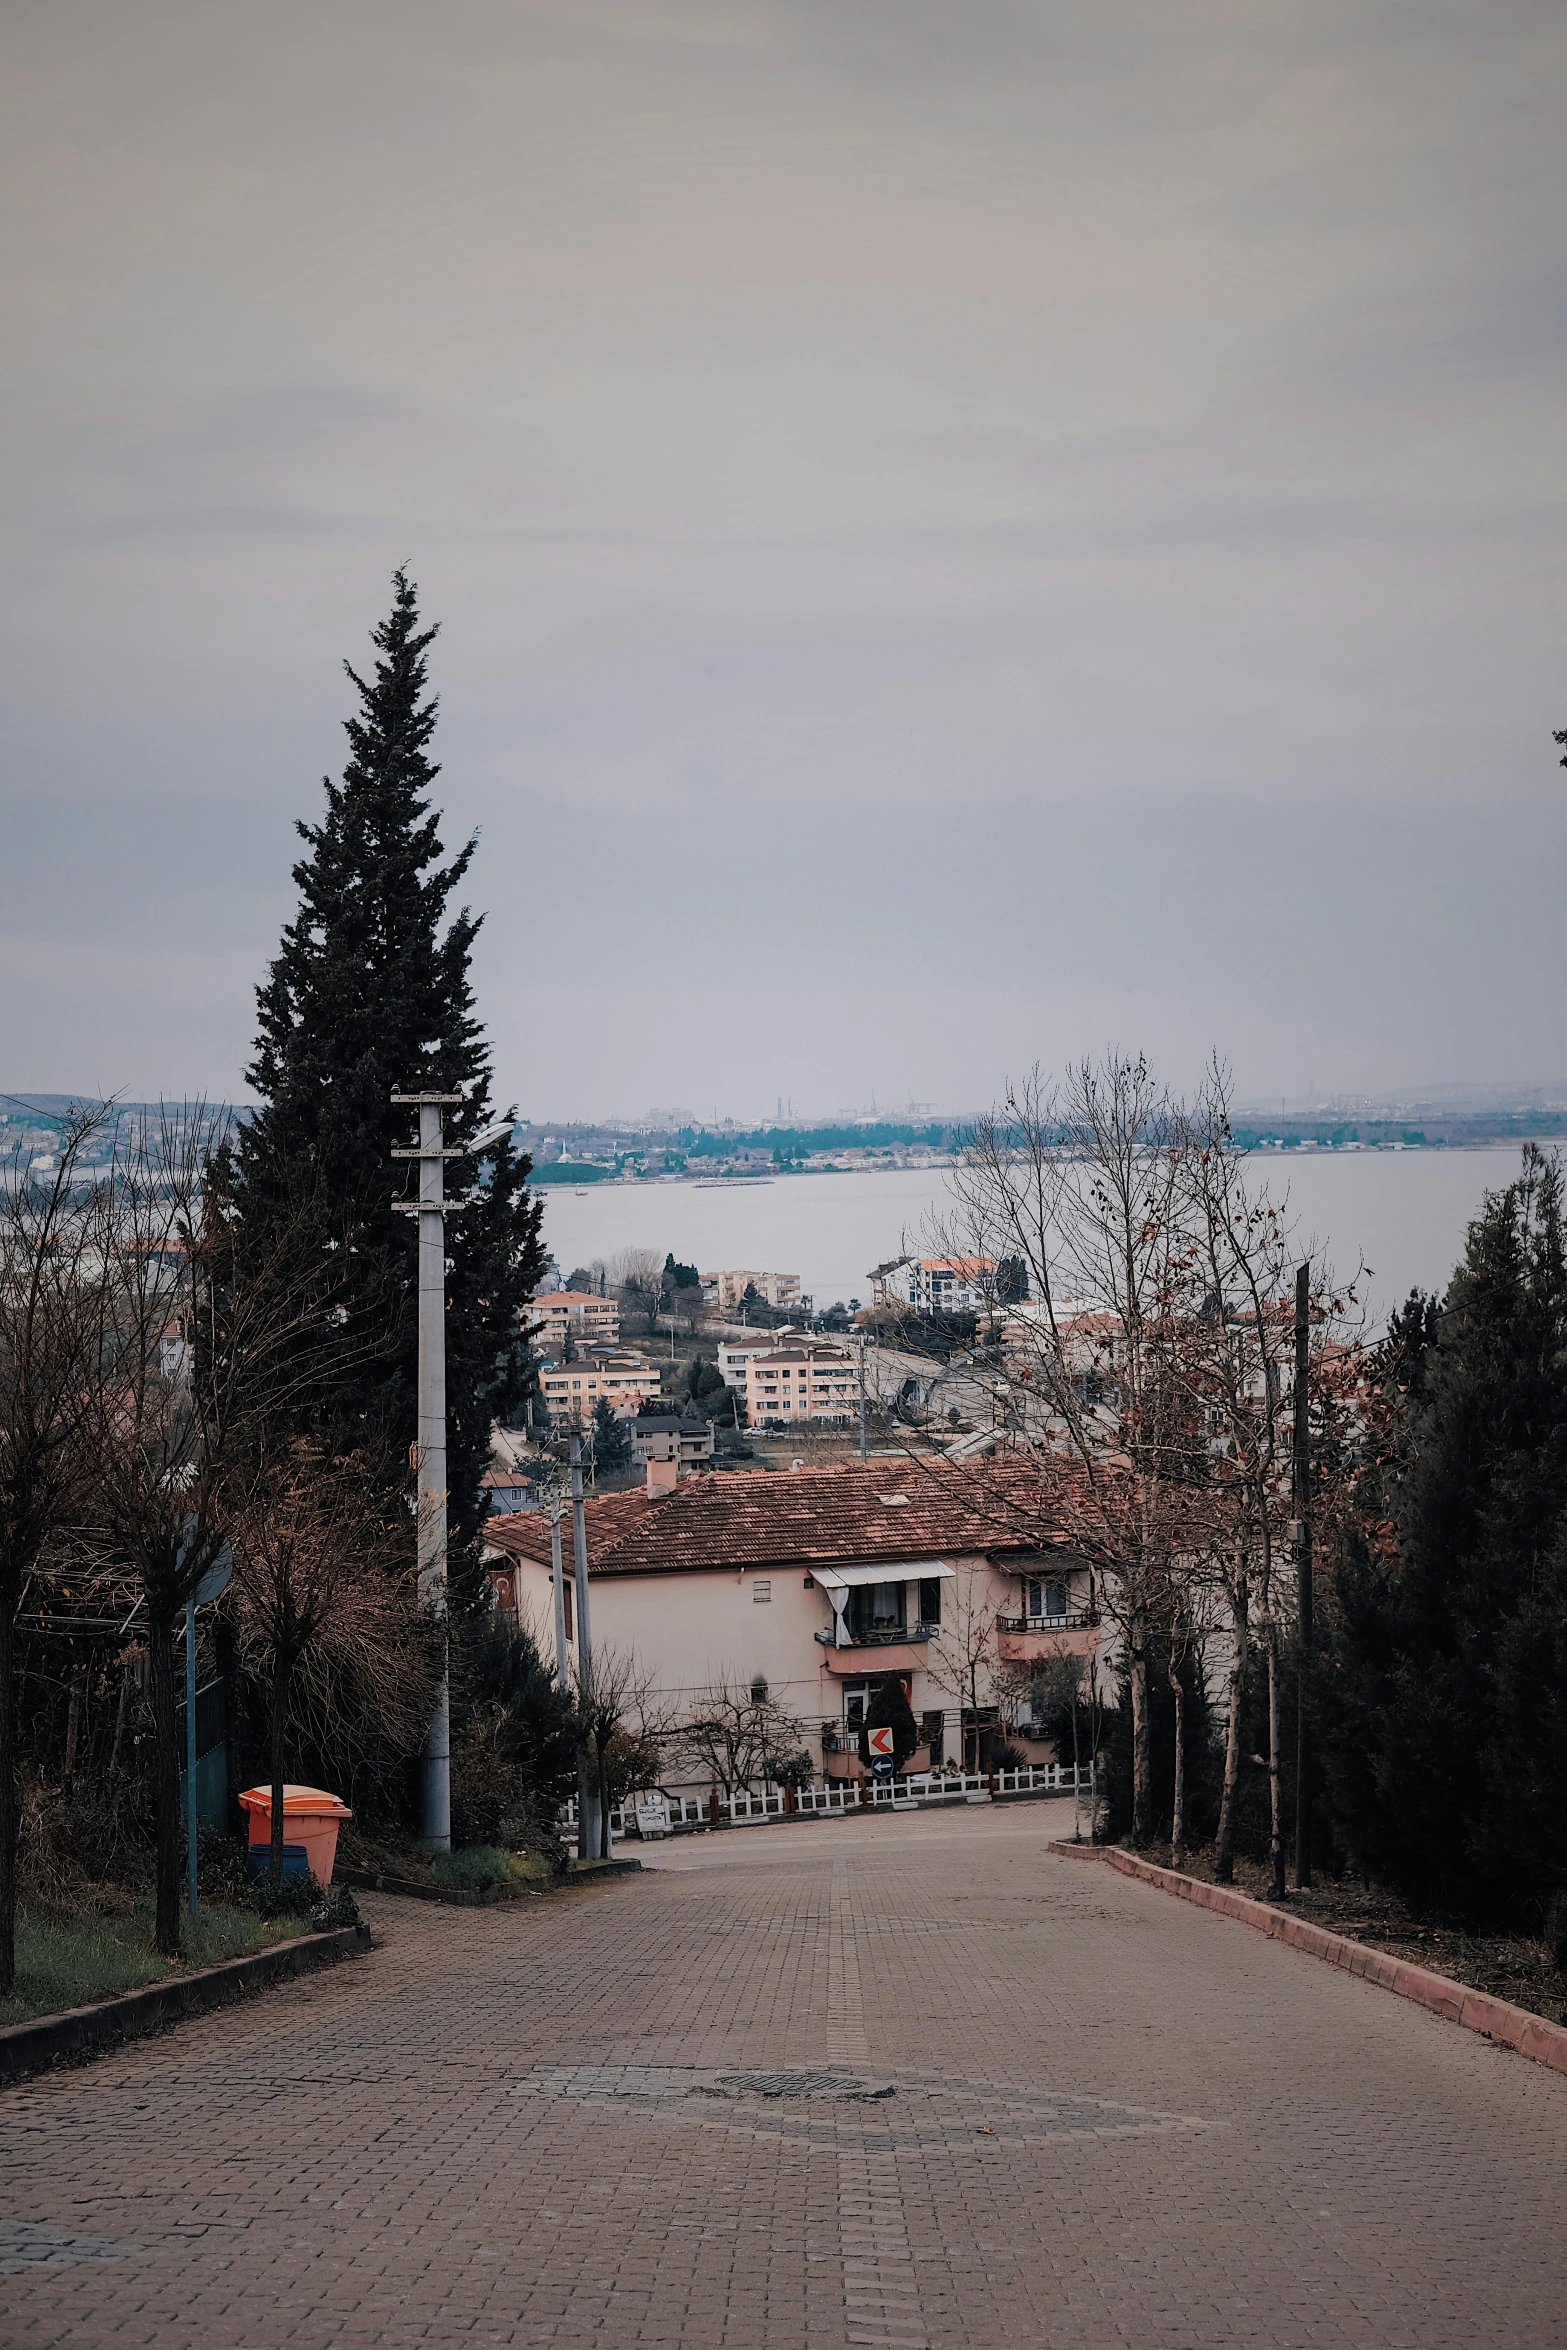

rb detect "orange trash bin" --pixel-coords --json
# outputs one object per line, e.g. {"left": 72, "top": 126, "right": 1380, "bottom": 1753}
{"left": 239, "top": 1784, "right": 352, "bottom": 1886}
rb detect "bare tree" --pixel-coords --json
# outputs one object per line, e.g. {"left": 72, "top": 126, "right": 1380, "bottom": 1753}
{"left": 0, "top": 1101, "right": 113, "bottom": 1995}
{"left": 674, "top": 1675, "right": 807, "bottom": 1796}
{"left": 934, "top": 1055, "right": 1198, "bottom": 1841}
{"left": 231, "top": 1448, "right": 430, "bottom": 1894}
{"left": 87, "top": 1109, "right": 355, "bottom": 1955}
{"left": 922, "top": 1572, "right": 1004, "bottom": 1770}
{"left": 996, "top": 1644, "right": 1099, "bottom": 1840}
{"left": 1174, "top": 1064, "right": 1362, "bottom": 1889}
{"left": 609, "top": 1247, "right": 667, "bottom": 1335}
{"left": 577, "top": 1641, "right": 673, "bottom": 1853}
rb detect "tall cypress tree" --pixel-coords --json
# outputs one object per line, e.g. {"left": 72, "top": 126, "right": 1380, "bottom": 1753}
{"left": 234, "top": 571, "right": 545, "bottom": 1604}
{"left": 1318, "top": 1147, "right": 1567, "bottom": 1922}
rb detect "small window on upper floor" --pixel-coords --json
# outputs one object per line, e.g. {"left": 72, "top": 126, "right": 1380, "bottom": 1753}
{"left": 753, "top": 1578, "right": 772, "bottom": 1602}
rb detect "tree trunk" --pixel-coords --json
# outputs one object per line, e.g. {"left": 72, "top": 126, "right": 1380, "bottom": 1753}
{"left": 0, "top": 1591, "right": 17, "bottom": 1997}
{"left": 63, "top": 1673, "right": 83, "bottom": 1791}
{"left": 147, "top": 1609, "right": 183, "bottom": 1958}
{"left": 1069, "top": 1683, "right": 1083, "bottom": 1843}
{"left": 1169, "top": 1661, "right": 1187, "bottom": 1871}
{"left": 1214, "top": 1594, "right": 1249, "bottom": 1885}
{"left": 109, "top": 1657, "right": 133, "bottom": 1776}
{"left": 1266, "top": 1632, "right": 1284, "bottom": 1901}
{"left": 597, "top": 1745, "right": 614, "bottom": 1859}
{"left": 269, "top": 1652, "right": 295, "bottom": 1895}
{"left": 1129, "top": 1621, "right": 1153, "bottom": 1846}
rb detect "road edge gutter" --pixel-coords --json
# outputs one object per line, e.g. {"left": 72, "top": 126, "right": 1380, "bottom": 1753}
{"left": 0, "top": 1921, "right": 371, "bottom": 2088}
{"left": 1052, "top": 1842, "right": 1567, "bottom": 2079}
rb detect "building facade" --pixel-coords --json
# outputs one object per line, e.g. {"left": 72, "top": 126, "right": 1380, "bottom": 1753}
{"left": 537, "top": 1350, "right": 662, "bottom": 1424}
{"left": 484, "top": 1459, "right": 1100, "bottom": 1787}
{"left": 743, "top": 1341, "right": 858, "bottom": 1426}
{"left": 709, "top": 1269, "right": 803, "bottom": 1313}
{"left": 529, "top": 1290, "right": 622, "bottom": 1350}
{"left": 870, "top": 1256, "right": 997, "bottom": 1315}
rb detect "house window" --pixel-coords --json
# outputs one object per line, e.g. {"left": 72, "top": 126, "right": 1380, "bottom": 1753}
{"left": 1026, "top": 1575, "right": 1068, "bottom": 1621}
{"left": 843, "top": 1683, "right": 874, "bottom": 1727}
{"left": 849, "top": 1581, "right": 905, "bottom": 1638}
{"left": 753, "top": 1578, "right": 771, "bottom": 1603}
{"left": 918, "top": 1576, "right": 943, "bottom": 1628}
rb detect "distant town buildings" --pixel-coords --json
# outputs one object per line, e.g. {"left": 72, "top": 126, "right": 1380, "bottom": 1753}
{"left": 709, "top": 1269, "right": 803, "bottom": 1313}
{"left": 537, "top": 1349, "right": 661, "bottom": 1425}
{"left": 870, "top": 1255, "right": 997, "bottom": 1314}
{"left": 529, "top": 1289, "right": 621, "bottom": 1349}
{"left": 743, "top": 1340, "right": 858, "bottom": 1426}
{"left": 632, "top": 1410, "right": 717, "bottom": 1477}
{"left": 716, "top": 1337, "right": 782, "bottom": 1392}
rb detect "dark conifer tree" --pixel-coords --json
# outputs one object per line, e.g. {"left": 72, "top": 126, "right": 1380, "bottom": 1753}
{"left": 233, "top": 571, "right": 546, "bottom": 1607}
{"left": 1318, "top": 1147, "right": 1567, "bottom": 1922}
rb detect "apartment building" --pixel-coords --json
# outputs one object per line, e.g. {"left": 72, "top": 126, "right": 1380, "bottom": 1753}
{"left": 745, "top": 1341, "right": 858, "bottom": 1426}
{"left": 528, "top": 1289, "right": 621, "bottom": 1350}
{"left": 537, "top": 1350, "right": 662, "bottom": 1424}
{"left": 709, "top": 1269, "right": 803, "bottom": 1313}
{"left": 716, "top": 1336, "right": 785, "bottom": 1392}
{"left": 870, "top": 1255, "right": 997, "bottom": 1314}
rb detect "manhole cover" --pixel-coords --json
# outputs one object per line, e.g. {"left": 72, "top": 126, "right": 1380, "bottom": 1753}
{"left": 704, "top": 2072, "right": 896, "bottom": 2102}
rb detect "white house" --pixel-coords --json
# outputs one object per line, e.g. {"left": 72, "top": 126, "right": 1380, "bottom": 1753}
{"left": 870, "top": 1256, "right": 997, "bottom": 1315}
{"left": 484, "top": 1458, "right": 1100, "bottom": 1786}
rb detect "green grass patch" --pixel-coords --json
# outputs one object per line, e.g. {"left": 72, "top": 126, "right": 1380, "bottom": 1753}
{"left": 428, "top": 1845, "right": 528, "bottom": 1892}
{"left": 0, "top": 1900, "right": 297, "bottom": 2029}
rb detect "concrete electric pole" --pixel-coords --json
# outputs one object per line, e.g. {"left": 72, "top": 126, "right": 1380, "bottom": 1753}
{"left": 392, "top": 1092, "right": 515, "bottom": 1851}
{"left": 550, "top": 1490, "right": 569, "bottom": 1690}
{"left": 1292, "top": 1259, "right": 1314, "bottom": 1890}
{"left": 568, "top": 1427, "right": 601, "bottom": 1859}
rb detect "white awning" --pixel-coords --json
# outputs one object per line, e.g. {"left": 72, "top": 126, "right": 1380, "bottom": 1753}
{"left": 813, "top": 1561, "right": 956, "bottom": 1591}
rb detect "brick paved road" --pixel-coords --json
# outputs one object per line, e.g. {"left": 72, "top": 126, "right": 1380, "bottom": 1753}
{"left": 4, "top": 1800, "right": 1566, "bottom": 2348}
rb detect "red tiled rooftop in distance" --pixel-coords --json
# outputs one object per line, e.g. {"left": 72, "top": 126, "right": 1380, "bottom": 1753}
{"left": 484, "top": 1457, "right": 1069, "bottom": 1578}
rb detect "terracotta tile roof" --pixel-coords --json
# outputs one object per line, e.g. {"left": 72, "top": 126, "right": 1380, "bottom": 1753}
{"left": 483, "top": 1458, "right": 1067, "bottom": 1578}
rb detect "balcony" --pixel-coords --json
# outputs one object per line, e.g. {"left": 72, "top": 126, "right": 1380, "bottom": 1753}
{"left": 996, "top": 1608, "right": 1099, "bottom": 1663}
{"left": 815, "top": 1621, "right": 939, "bottom": 1675}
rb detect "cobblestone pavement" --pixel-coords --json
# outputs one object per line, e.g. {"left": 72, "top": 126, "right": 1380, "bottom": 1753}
{"left": 4, "top": 1800, "right": 1567, "bottom": 2348}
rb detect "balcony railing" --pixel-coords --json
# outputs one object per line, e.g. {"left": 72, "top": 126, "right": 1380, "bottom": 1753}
{"left": 814, "top": 1621, "right": 939, "bottom": 1650}
{"left": 997, "top": 1609, "right": 1099, "bottom": 1635}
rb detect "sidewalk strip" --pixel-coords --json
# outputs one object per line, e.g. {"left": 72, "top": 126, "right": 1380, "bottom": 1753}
{"left": 1052, "top": 1842, "right": 1567, "bottom": 2077}
{"left": 0, "top": 1923, "right": 371, "bottom": 2087}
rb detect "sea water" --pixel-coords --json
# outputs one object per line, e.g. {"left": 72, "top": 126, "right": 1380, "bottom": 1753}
{"left": 533, "top": 1148, "right": 1521, "bottom": 1326}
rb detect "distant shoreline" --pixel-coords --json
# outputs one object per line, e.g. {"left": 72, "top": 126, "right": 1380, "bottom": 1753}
{"left": 530, "top": 1136, "right": 1538, "bottom": 1189}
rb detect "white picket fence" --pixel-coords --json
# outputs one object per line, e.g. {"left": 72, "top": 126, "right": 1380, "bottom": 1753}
{"left": 563, "top": 1761, "right": 1086, "bottom": 1840}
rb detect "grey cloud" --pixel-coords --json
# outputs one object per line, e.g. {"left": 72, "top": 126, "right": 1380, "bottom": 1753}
{"left": 1, "top": 0, "right": 1563, "bottom": 1113}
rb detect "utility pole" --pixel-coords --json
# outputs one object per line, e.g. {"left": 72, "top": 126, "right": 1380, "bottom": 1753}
{"left": 550, "top": 1490, "right": 568, "bottom": 1688}
{"left": 392, "top": 1090, "right": 461, "bottom": 1849}
{"left": 569, "top": 1427, "right": 599, "bottom": 1859}
{"left": 392, "top": 1091, "right": 514, "bottom": 1850}
{"left": 1292, "top": 1260, "right": 1313, "bottom": 1890}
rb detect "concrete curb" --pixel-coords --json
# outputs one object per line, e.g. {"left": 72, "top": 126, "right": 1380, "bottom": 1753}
{"left": 0, "top": 1922, "right": 371, "bottom": 2088}
{"left": 1053, "top": 1842, "right": 1567, "bottom": 2078}
{"left": 335, "top": 1857, "right": 641, "bottom": 1904}
{"left": 335, "top": 1866, "right": 531, "bottom": 1907}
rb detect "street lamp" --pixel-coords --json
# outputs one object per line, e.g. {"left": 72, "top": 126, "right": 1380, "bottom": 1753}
{"left": 391, "top": 1092, "right": 514, "bottom": 1849}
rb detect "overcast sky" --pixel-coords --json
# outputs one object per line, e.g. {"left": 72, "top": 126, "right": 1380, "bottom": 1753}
{"left": 3, "top": 0, "right": 1563, "bottom": 1122}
